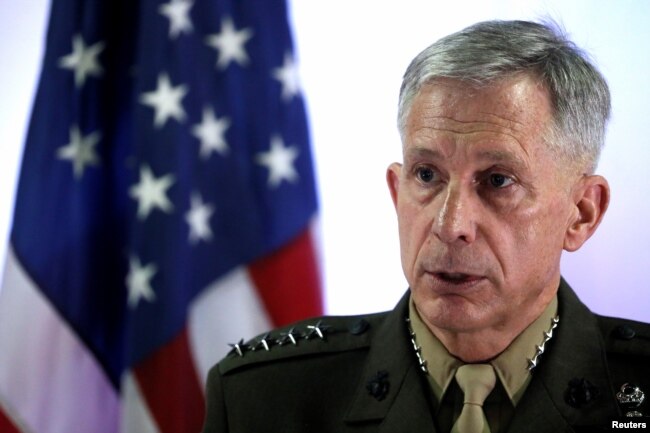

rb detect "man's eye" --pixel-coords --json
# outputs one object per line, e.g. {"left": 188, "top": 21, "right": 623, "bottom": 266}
{"left": 416, "top": 167, "right": 436, "bottom": 183}
{"left": 488, "top": 173, "right": 514, "bottom": 188}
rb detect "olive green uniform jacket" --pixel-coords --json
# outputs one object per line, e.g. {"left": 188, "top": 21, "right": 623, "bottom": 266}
{"left": 202, "top": 279, "right": 650, "bottom": 432}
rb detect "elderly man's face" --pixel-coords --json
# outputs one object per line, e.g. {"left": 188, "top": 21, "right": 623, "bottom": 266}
{"left": 387, "top": 75, "right": 580, "bottom": 336}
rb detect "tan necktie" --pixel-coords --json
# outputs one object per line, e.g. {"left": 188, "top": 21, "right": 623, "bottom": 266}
{"left": 451, "top": 364, "right": 496, "bottom": 433}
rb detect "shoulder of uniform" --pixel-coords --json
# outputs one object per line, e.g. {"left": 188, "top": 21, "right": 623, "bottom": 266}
{"left": 217, "top": 311, "right": 387, "bottom": 375}
{"left": 596, "top": 314, "right": 650, "bottom": 357}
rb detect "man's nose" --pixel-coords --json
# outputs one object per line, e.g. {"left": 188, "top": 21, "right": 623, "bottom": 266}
{"left": 431, "top": 183, "right": 477, "bottom": 244}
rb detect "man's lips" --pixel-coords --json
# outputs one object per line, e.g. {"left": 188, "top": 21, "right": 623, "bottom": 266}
{"left": 437, "top": 272, "right": 482, "bottom": 281}
{"left": 427, "top": 271, "right": 486, "bottom": 286}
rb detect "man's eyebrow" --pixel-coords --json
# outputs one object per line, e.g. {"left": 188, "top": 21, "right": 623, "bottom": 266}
{"left": 404, "top": 147, "right": 529, "bottom": 169}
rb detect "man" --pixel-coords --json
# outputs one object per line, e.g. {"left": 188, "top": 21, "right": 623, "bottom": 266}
{"left": 202, "top": 20, "right": 650, "bottom": 433}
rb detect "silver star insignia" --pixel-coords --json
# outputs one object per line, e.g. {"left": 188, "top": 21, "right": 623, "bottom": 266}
{"left": 278, "top": 328, "right": 299, "bottom": 346}
{"left": 229, "top": 339, "right": 249, "bottom": 357}
{"left": 306, "top": 320, "right": 330, "bottom": 340}
{"left": 254, "top": 334, "right": 272, "bottom": 352}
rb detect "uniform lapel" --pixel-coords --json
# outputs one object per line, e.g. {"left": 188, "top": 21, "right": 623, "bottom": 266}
{"left": 505, "top": 375, "right": 573, "bottom": 432}
{"left": 345, "top": 291, "right": 437, "bottom": 432}
{"left": 506, "top": 279, "right": 619, "bottom": 432}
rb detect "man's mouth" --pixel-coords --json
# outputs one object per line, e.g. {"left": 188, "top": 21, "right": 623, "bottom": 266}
{"left": 434, "top": 272, "right": 483, "bottom": 284}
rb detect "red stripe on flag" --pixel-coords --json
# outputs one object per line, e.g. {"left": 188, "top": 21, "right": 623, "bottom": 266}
{"left": 134, "top": 326, "right": 205, "bottom": 433}
{"left": 0, "top": 407, "right": 21, "bottom": 433}
{"left": 249, "top": 227, "right": 323, "bottom": 326}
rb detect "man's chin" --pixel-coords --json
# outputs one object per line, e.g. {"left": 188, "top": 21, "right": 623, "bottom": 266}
{"left": 415, "top": 296, "right": 492, "bottom": 334}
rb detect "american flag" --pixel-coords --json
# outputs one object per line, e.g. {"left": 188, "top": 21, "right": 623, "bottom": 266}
{"left": 0, "top": 0, "right": 322, "bottom": 432}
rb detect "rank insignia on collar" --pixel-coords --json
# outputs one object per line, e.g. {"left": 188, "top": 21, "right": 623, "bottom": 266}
{"left": 405, "top": 317, "right": 428, "bottom": 373}
{"left": 527, "top": 315, "right": 559, "bottom": 371}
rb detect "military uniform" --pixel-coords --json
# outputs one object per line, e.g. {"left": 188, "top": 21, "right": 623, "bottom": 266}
{"left": 202, "top": 279, "right": 650, "bottom": 432}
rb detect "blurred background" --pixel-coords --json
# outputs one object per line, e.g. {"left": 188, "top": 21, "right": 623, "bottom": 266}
{"left": 1, "top": 0, "right": 649, "bottom": 319}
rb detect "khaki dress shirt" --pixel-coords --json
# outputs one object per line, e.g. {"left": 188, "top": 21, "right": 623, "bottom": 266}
{"left": 408, "top": 296, "right": 559, "bottom": 433}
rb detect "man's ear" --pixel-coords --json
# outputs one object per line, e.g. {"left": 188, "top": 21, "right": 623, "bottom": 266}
{"left": 564, "top": 175, "right": 610, "bottom": 252}
{"left": 386, "top": 163, "right": 402, "bottom": 208}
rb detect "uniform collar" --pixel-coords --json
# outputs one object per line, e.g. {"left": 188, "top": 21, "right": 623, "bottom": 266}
{"left": 491, "top": 295, "right": 558, "bottom": 404}
{"left": 408, "top": 295, "right": 558, "bottom": 406}
{"left": 407, "top": 297, "right": 460, "bottom": 401}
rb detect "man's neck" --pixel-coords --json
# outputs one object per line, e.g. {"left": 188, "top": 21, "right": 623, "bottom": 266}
{"left": 423, "top": 298, "right": 555, "bottom": 363}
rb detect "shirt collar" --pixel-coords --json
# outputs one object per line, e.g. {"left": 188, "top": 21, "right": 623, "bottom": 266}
{"left": 408, "top": 295, "right": 558, "bottom": 405}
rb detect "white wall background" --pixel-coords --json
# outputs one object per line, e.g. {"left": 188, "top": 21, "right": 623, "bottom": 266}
{"left": 2, "top": 1, "right": 649, "bottom": 322}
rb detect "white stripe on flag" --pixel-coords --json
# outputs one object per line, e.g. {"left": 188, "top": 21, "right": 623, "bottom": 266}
{"left": 0, "top": 247, "right": 120, "bottom": 433}
{"left": 121, "top": 372, "right": 159, "bottom": 433}
{"left": 188, "top": 266, "right": 273, "bottom": 387}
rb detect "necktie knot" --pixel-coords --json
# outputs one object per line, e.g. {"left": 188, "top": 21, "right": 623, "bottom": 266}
{"left": 455, "top": 363, "right": 496, "bottom": 406}
{"left": 451, "top": 364, "right": 496, "bottom": 433}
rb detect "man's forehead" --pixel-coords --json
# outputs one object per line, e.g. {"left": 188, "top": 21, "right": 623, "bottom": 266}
{"left": 412, "top": 75, "right": 551, "bottom": 121}
{"left": 404, "top": 75, "right": 553, "bottom": 162}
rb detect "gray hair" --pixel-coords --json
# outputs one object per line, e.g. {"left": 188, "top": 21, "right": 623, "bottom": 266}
{"left": 398, "top": 20, "right": 611, "bottom": 172}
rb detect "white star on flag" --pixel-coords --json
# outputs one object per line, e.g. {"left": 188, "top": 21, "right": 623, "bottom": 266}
{"left": 58, "top": 34, "right": 105, "bottom": 88}
{"left": 205, "top": 17, "right": 253, "bottom": 69}
{"left": 191, "top": 106, "right": 231, "bottom": 159}
{"left": 126, "top": 256, "right": 157, "bottom": 308}
{"left": 185, "top": 193, "right": 215, "bottom": 244}
{"left": 255, "top": 135, "right": 300, "bottom": 188}
{"left": 272, "top": 53, "right": 301, "bottom": 101}
{"left": 159, "top": 0, "right": 194, "bottom": 39}
{"left": 129, "top": 165, "right": 175, "bottom": 220}
{"left": 56, "top": 125, "right": 101, "bottom": 179}
{"left": 139, "top": 72, "right": 188, "bottom": 128}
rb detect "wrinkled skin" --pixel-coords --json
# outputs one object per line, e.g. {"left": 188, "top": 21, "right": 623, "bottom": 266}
{"left": 387, "top": 75, "right": 609, "bottom": 362}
